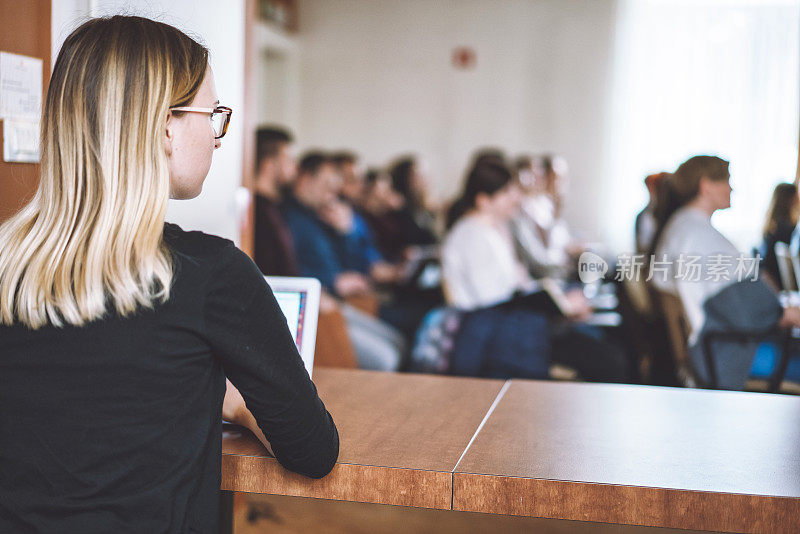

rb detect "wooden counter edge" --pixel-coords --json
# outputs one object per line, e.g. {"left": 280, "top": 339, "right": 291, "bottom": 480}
{"left": 222, "top": 453, "right": 452, "bottom": 510}
{"left": 452, "top": 473, "right": 800, "bottom": 533}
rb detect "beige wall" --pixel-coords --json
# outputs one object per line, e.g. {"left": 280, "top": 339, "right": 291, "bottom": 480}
{"left": 296, "top": 0, "right": 619, "bottom": 243}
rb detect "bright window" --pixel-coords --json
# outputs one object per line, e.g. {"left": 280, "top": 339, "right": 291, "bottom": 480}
{"left": 605, "top": 0, "right": 799, "bottom": 252}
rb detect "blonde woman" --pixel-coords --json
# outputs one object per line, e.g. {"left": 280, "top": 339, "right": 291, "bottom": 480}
{"left": 0, "top": 16, "right": 338, "bottom": 532}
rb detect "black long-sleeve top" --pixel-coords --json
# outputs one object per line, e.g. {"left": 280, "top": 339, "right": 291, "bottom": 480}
{"left": 0, "top": 224, "right": 339, "bottom": 533}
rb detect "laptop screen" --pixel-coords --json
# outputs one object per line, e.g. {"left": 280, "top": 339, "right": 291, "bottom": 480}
{"left": 272, "top": 289, "right": 307, "bottom": 352}
{"left": 264, "top": 276, "right": 321, "bottom": 377}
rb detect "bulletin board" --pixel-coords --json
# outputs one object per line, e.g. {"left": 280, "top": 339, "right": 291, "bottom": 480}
{"left": 0, "top": 0, "right": 50, "bottom": 223}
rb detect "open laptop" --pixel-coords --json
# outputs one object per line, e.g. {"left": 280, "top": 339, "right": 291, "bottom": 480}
{"left": 264, "top": 276, "right": 321, "bottom": 378}
{"left": 775, "top": 242, "right": 798, "bottom": 292}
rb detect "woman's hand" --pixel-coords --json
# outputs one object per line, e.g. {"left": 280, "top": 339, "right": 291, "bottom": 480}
{"left": 222, "top": 378, "right": 247, "bottom": 424}
{"left": 318, "top": 200, "right": 354, "bottom": 234}
{"left": 779, "top": 306, "right": 800, "bottom": 328}
{"left": 564, "top": 288, "right": 592, "bottom": 322}
{"left": 334, "top": 271, "right": 371, "bottom": 297}
{"left": 223, "top": 379, "right": 274, "bottom": 456}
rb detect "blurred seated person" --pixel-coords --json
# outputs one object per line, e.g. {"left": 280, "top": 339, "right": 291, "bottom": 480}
{"left": 470, "top": 146, "right": 508, "bottom": 168}
{"left": 635, "top": 172, "right": 670, "bottom": 255}
{"left": 282, "top": 151, "right": 377, "bottom": 295}
{"left": 653, "top": 156, "right": 800, "bottom": 390}
{"left": 283, "top": 152, "right": 404, "bottom": 371}
{"left": 510, "top": 154, "right": 579, "bottom": 279}
{"left": 253, "top": 126, "right": 298, "bottom": 276}
{"left": 318, "top": 154, "right": 404, "bottom": 287}
{"left": 389, "top": 156, "right": 440, "bottom": 256}
{"left": 361, "top": 167, "right": 445, "bottom": 301}
{"left": 321, "top": 160, "right": 439, "bottom": 339}
{"left": 759, "top": 182, "right": 798, "bottom": 287}
{"left": 331, "top": 154, "right": 406, "bottom": 276}
{"left": 360, "top": 168, "right": 407, "bottom": 262}
{"left": 442, "top": 160, "right": 628, "bottom": 382}
{"left": 318, "top": 197, "right": 403, "bottom": 287}
{"left": 332, "top": 150, "right": 367, "bottom": 208}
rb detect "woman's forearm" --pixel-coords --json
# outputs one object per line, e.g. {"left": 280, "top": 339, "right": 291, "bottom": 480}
{"left": 223, "top": 379, "right": 274, "bottom": 456}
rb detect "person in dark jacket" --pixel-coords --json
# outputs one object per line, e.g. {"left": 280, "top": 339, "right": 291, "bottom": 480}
{"left": 253, "top": 126, "right": 299, "bottom": 276}
{"left": 759, "top": 182, "right": 798, "bottom": 288}
{"left": 389, "top": 155, "right": 440, "bottom": 254}
{"left": 0, "top": 16, "right": 338, "bottom": 533}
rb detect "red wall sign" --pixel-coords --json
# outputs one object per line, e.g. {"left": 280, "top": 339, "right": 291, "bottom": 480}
{"left": 451, "top": 46, "right": 476, "bottom": 70}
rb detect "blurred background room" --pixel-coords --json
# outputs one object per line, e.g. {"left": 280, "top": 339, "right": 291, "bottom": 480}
{"left": 0, "top": 0, "right": 788, "bottom": 390}
{"left": 3, "top": 1, "right": 800, "bottom": 532}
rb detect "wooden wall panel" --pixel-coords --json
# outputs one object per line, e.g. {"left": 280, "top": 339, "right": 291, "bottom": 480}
{"left": 0, "top": 0, "right": 50, "bottom": 222}
{"left": 238, "top": 0, "right": 257, "bottom": 258}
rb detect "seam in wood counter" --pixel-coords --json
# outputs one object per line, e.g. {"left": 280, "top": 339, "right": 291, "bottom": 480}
{"left": 222, "top": 370, "right": 800, "bottom": 532}
{"left": 222, "top": 368, "right": 506, "bottom": 509}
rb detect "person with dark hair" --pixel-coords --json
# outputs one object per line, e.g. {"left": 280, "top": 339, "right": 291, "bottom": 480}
{"left": 282, "top": 152, "right": 405, "bottom": 371}
{"left": 471, "top": 146, "right": 508, "bottom": 168}
{"left": 443, "top": 162, "right": 527, "bottom": 307}
{"left": 442, "top": 161, "right": 627, "bottom": 382}
{"left": 759, "top": 182, "right": 799, "bottom": 286}
{"left": 322, "top": 158, "right": 439, "bottom": 341}
{"left": 331, "top": 150, "right": 365, "bottom": 207}
{"left": 360, "top": 168, "right": 406, "bottom": 261}
{"left": 283, "top": 152, "right": 364, "bottom": 294}
{"left": 653, "top": 156, "right": 800, "bottom": 389}
{"left": 389, "top": 155, "right": 439, "bottom": 250}
{"left": 322, "top": 152, "right": 401, "bottom": 283}
{"left": 635, "top": 172, "right": 670, "bottom": 255}
{"left": 253, "top": 126, "right": 298, "bottom": 275}
{"left": 534, "top": 153, "right": 569, "bottom": 215}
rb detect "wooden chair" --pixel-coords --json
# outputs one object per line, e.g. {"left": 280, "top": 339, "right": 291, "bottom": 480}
{"left": 652, "top": 289, "right": 697, "bottom": 387}
{"left": 313, "top": 306, "right": 358, "bottom": 370}
{"left": 345, "top": 292, "right": 380, "bottom": 317}
{"left": 655, "top": 288, "right": 795, "bottom": 391}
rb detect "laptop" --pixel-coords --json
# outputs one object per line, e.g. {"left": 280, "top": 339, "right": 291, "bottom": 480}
{"left": 264, "top": 276, "right": 321, "bottom": 378}
{"left": 774, "top": 242, "right": 798, "bottom": 292}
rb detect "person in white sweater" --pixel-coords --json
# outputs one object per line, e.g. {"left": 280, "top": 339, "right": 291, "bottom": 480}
{"left": 653, "top": 155, "right": 800, "bottom": 389}
{"left": 442, "top": 161, "right": 627, "bottom": 382}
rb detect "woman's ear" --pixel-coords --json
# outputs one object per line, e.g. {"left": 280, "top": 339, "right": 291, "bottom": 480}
{"left": 163, "top": 110, "right": 174, "bottom": 156}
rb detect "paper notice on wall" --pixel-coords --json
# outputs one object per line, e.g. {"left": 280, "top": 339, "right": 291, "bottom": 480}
{"left": 0, "top": 52, "right": 43, "bottom": 120}
{"left": 3, "top": 118, "right": 40, "bottom": 163}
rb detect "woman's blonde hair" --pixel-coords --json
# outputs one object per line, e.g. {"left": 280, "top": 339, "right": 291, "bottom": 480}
{"left": 0, "top": 16, "right": 208, "bottom": 328}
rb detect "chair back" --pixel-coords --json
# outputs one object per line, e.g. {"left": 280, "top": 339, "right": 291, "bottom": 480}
{"left": 623, "top": 277, "right": 653, "bottom": 317}
{"left": 653, "top": 288, "right": 697, "bottom": 386}
{"left": 345, "top": 293, "right": 380, "bottom": 317}
{"left": 314, "top": 307, "right": 358, "bottom": 369}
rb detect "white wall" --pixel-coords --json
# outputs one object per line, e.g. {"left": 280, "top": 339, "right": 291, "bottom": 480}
{"left": 296, "top": 0, "right": 618, "bottom": 244}
{"left": 51, "top": 0, "right": 246, "bottom": 242}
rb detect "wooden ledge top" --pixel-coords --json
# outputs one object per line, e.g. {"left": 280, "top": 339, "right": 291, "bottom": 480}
{"left": 223, "top": 369, "right": 800, "bottom": 530}
{"left": 222, "top": 368, "right": 505, "bottom": 508}
{"left": 454, "top": 380, "right": 800, "bottom": 498}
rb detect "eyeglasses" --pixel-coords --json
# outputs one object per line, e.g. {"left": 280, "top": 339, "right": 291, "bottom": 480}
{"left": 169, "top": 105, "right": 233, "bottom": 139}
